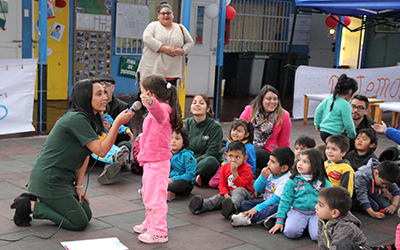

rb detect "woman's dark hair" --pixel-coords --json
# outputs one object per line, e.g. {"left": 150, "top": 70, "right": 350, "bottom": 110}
{"left": 140, "top": 75, "right": 183, "bottom": 130}
{"left": 330, "top": 74, "right": 358, "bottom": 111}
{"left": 157, "top": 1, "right": 173, "bottom": 12}
{"left": 191, "top": 94, "right": 214, "bottom": 118}
{"left": 229, "top": 119, "right": 254, "bottom": 143}
{"left": 173, "top": 127, "right": 190, "bottom": 149}
{"left": 56, "top": 25, "right": 61, "bottom": 29}
{"left": 67, "top": 79, "right": 104, "bottom": 135}
{"left": 290, "top": 148, "right": 328, "bottom": 186}
{"left": 249, "top": 84, "right": 284, "bottom": 125}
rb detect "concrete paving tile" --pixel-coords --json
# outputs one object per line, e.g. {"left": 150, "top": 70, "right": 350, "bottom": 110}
{"left": 223, "top": 225, "right": 317, "bottom": 250}
{"left": 0, "top": 182, "right": 28, "bottom": 199}
{"left": 25, "top": 218, "right": 113, "bottom": 239}
{"left": 8, "top": 153, "right": 39, "bottom": 166}
{"left": 0, "top": 155, "right": 13, "bottom": 161}
{"left": 174, "top": 210, "right": 236, "bottom": 232}
{"left": 166, "top": 224, "right": 245, "bottom": 250}
{"left": 0, "top": 198, "right": 17, "bottom": 221}
{"left": 17, "top": 136, "right": 47, "bottom": 148}
{"left": 0, "top": 232, "right": 63, "bottom": 250}
{"left": 94, "top": 182, "right": 142, "bottom": 200}
{"left": 0, "top": 216, "right": 28, "bottom": 235}
{"left": 53, "top": 227, "right": 156, "bottom": 250}
{"left": 99, "top": 210, "right": 191, "bottom": 234}
{"left": 226, "top": 243, "right": 265, "bottom": 250}
{"left": 0, "top": 161, "right": 32, "bottom": 174}
{"left": 0, "top": 172, "right": 30, "bottom": 188}
{"left": 362, "top": 227, "right": 395, "bottom": 246}
{"left": 364, "top": 215, "right": 398, "bottom": 235}
{"left": 89, "top": 195, "right": 143, "bottom": 218}
{"left": 0, "top": 145, "right": 41, "bottom": 156}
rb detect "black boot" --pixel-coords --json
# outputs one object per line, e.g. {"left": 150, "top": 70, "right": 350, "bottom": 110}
{"left": 10, "top": 193, "right": 35, "bottom": 226}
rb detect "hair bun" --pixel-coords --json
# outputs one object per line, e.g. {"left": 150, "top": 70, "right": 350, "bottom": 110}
{"left": 160, "top": 1, "right": 168, "bottom": 4}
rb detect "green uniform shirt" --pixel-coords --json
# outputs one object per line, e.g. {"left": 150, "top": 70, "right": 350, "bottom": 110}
{"left": 184, "top": 116, "right": 223, "bottom": 163}
{"left": 28, "top": 111, "right": 98, "bottom": 199}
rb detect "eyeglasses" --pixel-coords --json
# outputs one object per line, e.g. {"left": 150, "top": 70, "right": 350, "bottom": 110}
{"left": 351, "top": 104, "right": 366, "bottom": 111}
{"left": 99, "top": 81, "right": 113, "bottom": 86}
{"left": 159, "top": 11, "right": 172, "bottom": 15}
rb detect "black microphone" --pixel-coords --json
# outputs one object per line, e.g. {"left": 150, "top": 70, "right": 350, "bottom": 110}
{"left": 127, "top": 101, "right": 142, "bottom": 113}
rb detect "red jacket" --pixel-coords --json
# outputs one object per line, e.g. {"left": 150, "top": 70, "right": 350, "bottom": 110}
{"left": 219, "top": 161, "right": 254, "bottom": 196}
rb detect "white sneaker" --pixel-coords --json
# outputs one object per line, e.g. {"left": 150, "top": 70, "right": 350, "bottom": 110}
{"left": 230, "top": 212, "right": 251, "bottom": 227}
{"left": 97, "top": 162, "right": 122, "bottom": 185}
{"left": 114, "top": 146, "right": 130, "bottom": 166}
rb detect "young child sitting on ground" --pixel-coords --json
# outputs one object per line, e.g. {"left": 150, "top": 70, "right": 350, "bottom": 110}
{"left": 94, "top": 113, "right": 132, "bottom": 185}
{"left": 188, "top": 140, "right": 254, "bottom": 219}
{"left": 209, "top": 119, "right": 256, "bottom": 188}
{"left": 230, "top": 147, "right": 294, "bottom": 227}
{"left": 316, "top": 186, "right": 370, "bottom": 250}
{"left": 324, "top": 135, "right": 355, "bottom": 197}
{"left": 294, "top": 135, "right": 316, "bottom": 159}
{"left": 167, "top": 128, "right": 197, "bottom": 201}
{"left": 344, "top": 128, "right": 377, "bottom": 171}
{"left": 269, "top": 148, "right": 331, "bottom": 241}
{"left": 354, "top": 159, "right": 400, "bottom": 219}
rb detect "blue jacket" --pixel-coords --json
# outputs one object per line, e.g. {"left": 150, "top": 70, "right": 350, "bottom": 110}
{"left": 169, "top": 148, "right": 197, "bottom": 183}
{"left": 276, "top": 174, "right": 331, "bottom": 225}
{"left": 355, "top": 158, "right": 400, "bottom": 210}
{"left": 224, "top": 138, "right": 257, "bottom": 177}
{"left": 386, "top": 127, "right": 400, "bottom": 144}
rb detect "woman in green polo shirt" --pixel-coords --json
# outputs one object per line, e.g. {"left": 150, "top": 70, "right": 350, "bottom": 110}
{"left": 10, "top": 79, "right": 134, "bottom": 231}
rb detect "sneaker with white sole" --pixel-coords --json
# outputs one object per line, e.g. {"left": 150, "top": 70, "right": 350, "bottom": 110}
{"left": 221, "top": 197, "right": 235, "bottom": 219}
{"left": 114, "top": 145, "right": 130, "bottom": 166}
{"left": 97, "top": 162, "right": 122, "bottom": 185}
{"left": 188, "top": 195, "right": 203, "bottom": 214}
{"left": 167, "top": 191, "right": 175, "bottom": 202}
{"left": 230, "top": 213, "right": 251, "bottom": 227}
{"left": 263, "top": 217, "right": 276, "bottom": 230}
{"left": 138, "top": 232, "right": 168, "bottom": 244}
{"left": 138, "top": 189, "right": 142, "bottom": 197}
{"left": 133, "top": 224, "right": 147, "bottom": 234}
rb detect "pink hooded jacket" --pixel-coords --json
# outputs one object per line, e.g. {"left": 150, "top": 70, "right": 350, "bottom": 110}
{"left": 138, "top": 97, "right": 172, "bottom": 163}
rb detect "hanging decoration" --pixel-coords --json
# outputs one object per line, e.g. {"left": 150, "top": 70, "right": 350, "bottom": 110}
{"left": 205, "top": 3, "right": 219, "bottom": 19}
{"left": 226, "top": 6, "right": 236, "bottom": 20}
{"left": 325, "top": 15, "right": 338, "bottom": 28}
{"left": 344, "top": 16, "right": 351, "bottom": 27}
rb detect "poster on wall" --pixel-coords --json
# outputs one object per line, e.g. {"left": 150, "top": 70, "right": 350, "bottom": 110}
{"left": 74, "top": 0, "right": 112, "bottom": 85}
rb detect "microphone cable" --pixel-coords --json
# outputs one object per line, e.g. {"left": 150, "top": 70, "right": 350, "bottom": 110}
{"left": 0, "top": 157, "right": 98, "bottom": 242}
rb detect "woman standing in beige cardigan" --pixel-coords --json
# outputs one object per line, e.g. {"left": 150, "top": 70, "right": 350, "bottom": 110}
{"left": 137, "top": 1, "right": 194, "bottom": 87}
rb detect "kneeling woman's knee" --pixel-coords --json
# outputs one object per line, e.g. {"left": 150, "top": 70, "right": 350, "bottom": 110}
{"left": 68, "top": 218, "right": 90, "bottom": 231}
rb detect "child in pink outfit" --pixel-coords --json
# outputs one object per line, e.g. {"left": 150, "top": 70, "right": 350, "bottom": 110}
{"left": 133, "top": 75, "right": 182, "bottom": 244}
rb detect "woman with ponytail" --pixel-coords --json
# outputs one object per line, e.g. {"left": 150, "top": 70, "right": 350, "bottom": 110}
{"left": 314, "top": 74, "right": 358, "bottom": 142}
{"left": 133, "top": 75, "right": 182, "bottom": 244}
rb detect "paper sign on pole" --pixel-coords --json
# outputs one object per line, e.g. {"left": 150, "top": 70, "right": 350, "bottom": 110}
{"left": 0, "top": 59, "right": 37, "bottom": 135}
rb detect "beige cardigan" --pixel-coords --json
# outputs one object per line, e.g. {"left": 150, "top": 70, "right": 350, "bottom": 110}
{"left": 137, "top": 21, "right": 194, "bottom": 81}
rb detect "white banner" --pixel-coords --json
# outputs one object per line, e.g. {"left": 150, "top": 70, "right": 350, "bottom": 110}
{"left": 293, "top": 65, "right": 400, "bottom": 119}
{"left": 0, "top": 59, "right": 37, "bottom": 135}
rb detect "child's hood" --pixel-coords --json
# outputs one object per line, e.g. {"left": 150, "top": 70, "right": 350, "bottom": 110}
{"left": 328, "top": 211, "right": 361, "bottom": 228}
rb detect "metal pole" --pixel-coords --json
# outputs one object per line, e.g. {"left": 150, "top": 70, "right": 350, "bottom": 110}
{"left": 282, "top": 6, "right": 297, "bottom": 104}
{"left": 334, "top": 16, "right": 344, "bottom": 68}
{"left": 213, "top": 0, "right": 226, "bottom": 121}
{"left": 38, "top": 0, "right": 47, "bottom": 134}
{"left": 182, "top": 0, "right": 191, "bottom": 29}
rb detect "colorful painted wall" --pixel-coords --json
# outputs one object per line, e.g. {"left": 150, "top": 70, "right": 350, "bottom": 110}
{"left": 34, "top": 0, "right": 69, "bottom": 100}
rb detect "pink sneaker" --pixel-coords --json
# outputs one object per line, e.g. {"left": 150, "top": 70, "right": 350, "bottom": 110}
{"left": 138, "top": 232, "right": 168, "bottom": 244}
{"left": 133, "top": 224, "right": 147, "bottom": 234}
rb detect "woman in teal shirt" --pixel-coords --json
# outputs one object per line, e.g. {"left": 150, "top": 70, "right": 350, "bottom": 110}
{"left": 10, "top": 79, "right": 134, "bottom": 230}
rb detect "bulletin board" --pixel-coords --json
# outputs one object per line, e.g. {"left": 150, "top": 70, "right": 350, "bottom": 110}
{"left": 73, "top": 0, "right": 113, "bottom": 84}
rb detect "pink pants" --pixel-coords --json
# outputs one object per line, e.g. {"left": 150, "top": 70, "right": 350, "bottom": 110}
{"left": 141, "top": 160, "right": 170, "bottom": 236}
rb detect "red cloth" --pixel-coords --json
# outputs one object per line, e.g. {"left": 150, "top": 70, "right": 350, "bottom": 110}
{"left": 218, "top": 161, "right": 254, "bottom": 196}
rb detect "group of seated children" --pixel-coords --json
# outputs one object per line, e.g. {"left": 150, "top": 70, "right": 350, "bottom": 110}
{"left": 182, "top": 126, "right": 400, "bottom": 250}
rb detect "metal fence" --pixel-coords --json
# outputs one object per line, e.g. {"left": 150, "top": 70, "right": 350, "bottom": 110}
{"left": 225, "top": 0, "right": 292, "bottom": 53}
